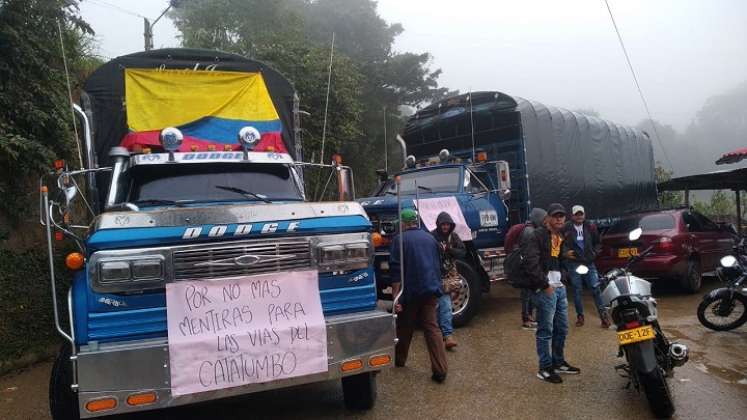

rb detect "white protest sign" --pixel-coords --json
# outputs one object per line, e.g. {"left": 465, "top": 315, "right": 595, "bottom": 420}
{"left": 414, "top": 196, "right": 472, "bottom": 241}
{"left": 166, "top": 270, "right": 328, "bottom": 396}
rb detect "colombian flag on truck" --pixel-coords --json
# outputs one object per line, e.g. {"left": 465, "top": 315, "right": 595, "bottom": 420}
{"left": 121, "top": 68, "right": 287, "bottom": 153}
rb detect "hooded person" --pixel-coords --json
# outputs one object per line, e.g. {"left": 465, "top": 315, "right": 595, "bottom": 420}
{"left": 430, "top": 211, "right": 467, "bottom": 350}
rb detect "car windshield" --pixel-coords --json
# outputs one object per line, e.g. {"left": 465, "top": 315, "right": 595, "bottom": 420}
{"left": 378, "top": 167, "right": 461, "bottom": 195}
{"left": 128, "top": 163, "right": 303, "bottom": 204}
{"left": 606, "top": 214, "right": 676, "bottom": 235}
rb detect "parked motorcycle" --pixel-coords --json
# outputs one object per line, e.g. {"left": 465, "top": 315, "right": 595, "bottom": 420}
{"left": 578, "top": 227, "right": 688, "bottom": 419}
{"left": 697, "top": 238, "right": 747, "bottom": 331}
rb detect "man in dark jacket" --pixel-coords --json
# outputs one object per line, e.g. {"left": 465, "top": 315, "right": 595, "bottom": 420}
{"left": 390, "top": 208, "right": 448, "bottom": 383}
{"left": 520, "top": 203, "right": 580, "bottom": 383}
{"left": 431, "top": 211, "right": 466, "bottom": 350}
{"left": 563, "top": 205, "right": 610, "bottom": 328}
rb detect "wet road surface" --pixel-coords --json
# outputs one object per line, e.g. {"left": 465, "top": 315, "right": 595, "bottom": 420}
{"left": 2, "top": 277, "right": 745, "bottom": 420}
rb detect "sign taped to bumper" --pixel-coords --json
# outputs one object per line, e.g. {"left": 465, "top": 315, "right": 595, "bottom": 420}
{"left": 166, "top": 270, "right": 328, "bottom": 396}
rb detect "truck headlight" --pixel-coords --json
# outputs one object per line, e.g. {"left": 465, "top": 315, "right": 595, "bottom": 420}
{"left": 98, "top": 256, "right": 165, "bottom": 284}
{"left": 316, "top": 235, "right": 373, "bottom": 272}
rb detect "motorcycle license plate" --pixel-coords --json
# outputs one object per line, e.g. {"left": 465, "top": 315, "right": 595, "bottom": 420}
{"left": 617, "top": 325, "right": 655, "bottom": 345}
{"left": 617, "top": 247, "right": 639, "bottom": 258}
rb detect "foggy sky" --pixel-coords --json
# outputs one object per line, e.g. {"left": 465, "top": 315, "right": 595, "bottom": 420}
{"left": 80, "top": 0, "right": 747, "bottom": 133}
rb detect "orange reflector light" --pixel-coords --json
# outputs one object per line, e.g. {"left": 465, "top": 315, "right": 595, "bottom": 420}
{"left": 65, "top": 252, "right": 85, "bottom": 270}
{"left": 476, "top": 151, "right": 488, "bottom": 162}
{"left": 142, "top": 148, "right": 152, "bottom": 154}
{"left": 372, "top": 232, "right": 384, "bottom": 248}
{"left": 40, "top": 185, "right": 48, "bottom": 193}
{"left": 127, "top": 392, "right": 157, "bottom": 406}
{"left": 86, "top": 397, "right": 117, "bottom": 412}
{"left": 266, "top": 146, "right": 275, "bottom": 152}
{"left": 190, "top": 145, "right": 199, "bottom": 152}
{"left": 369, "top": 354, "right": 391, "bottom": 367}
{"left": 54, "top": 231, "right": 64, "bottom": 241}
{"left": 224, "top": 144, "right": 233, "bottom": 151}
{"left": 341, "top": 359, "right": 363, "bottom": 372}
{"left": 207, "top": 145, "right": 216, "bottom": 151}
{"left": 332, "top": 153, "right": 343, "bottom": 164}
{"left": 53, "top": 159, "right": 65, "bottom": 170}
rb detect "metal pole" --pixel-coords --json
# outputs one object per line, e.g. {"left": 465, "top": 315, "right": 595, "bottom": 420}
{"left": 320, "top": 32, "right": 335, "bottom": 164}
{"left": 685, "top": 188, "right": 690, "bottom": 207}
{"left": 393, "top": 176, "right": 405, "bottom": 313}
{"left": 383, "top": 106, "right": 388, "bottom": 174}
{"left": 736, "top": 190, "right": 742, "bottom": 235}
{"left": 143, "top": 18, "right": 152, "bottom": 51}
{"left": 42, "top": 187, "right": 73, "bottom": 344}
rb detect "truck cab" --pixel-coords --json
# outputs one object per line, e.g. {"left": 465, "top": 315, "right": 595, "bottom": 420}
{"left": 42, "top": 49, "right": 394, "bottom": 419}
{"left": 358, "top": 151, "right": 510, "bottom": 327}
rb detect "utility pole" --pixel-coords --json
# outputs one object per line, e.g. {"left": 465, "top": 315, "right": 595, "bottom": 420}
{"left": 144, "top": 1, "right": 180, "bottom": 51}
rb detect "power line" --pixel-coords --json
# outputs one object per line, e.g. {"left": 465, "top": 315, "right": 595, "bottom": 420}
{"left": 87, "top": 0, "right": 146, "bottom": 19}
{"left": 603, "top": 0, "right": 674, "bottom": 171}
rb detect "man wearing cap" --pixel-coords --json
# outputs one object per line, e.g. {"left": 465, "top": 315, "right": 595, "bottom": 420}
{"left": 389, "top": 208, "right": 448, "bottom": 383}
{"left": 563, "top": 205, "right": 610, "bottom": 328}
{"left": 521, "top": 203, "right": 580, "bottom": 383}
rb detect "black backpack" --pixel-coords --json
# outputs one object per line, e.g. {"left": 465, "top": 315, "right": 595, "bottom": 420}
{"left": 503, "top": 225, "right": 534, "bottom": 289}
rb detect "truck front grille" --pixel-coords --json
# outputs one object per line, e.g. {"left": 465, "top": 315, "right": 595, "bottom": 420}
{"left": 172, "top": 238, "right": 313, "bottom": 280}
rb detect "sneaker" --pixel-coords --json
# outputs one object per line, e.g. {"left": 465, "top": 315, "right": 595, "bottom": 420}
{"left": 554, "top": 361, "right": 581, "bottom": 374}
{"left": 444, "top": 335, "right": 458, "bottom": 350}
{"left": 537, "top": 368, "right": 563, "bottom": 383}
{"left": 522, "top": 321, "right": 537, "bottom": 330}
{"left": 431, "top": 372, "right": 447, "bottom": 383}
{"left": 601, "top": 314, "right": 611, "bottom": 329}
{"left": 576, "top": 314, "right": 585, "bottom": 327}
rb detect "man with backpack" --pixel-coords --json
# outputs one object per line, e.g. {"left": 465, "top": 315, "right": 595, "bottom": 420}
{"left": 519, "top": 203, "right": 580, "bottom": 384}
{"left": 504, "top": 208, "right": 548, "bottom": 329}
{"left": 431, "top": 211, "right": 466, "bottom": 350}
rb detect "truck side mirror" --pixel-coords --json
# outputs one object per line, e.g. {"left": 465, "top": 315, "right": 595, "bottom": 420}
{"left": 495, "top": 160, "right": 511, "bottom": 191}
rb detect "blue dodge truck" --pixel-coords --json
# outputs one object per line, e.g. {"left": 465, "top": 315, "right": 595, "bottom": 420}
{"left": 41, "top": 49, "right": 394, "bottom": 419}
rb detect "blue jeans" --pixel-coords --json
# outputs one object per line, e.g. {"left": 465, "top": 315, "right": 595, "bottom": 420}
{"left": 565, "top": 262, "right": 605, "bottom": 318}
{"left": 531, "top": 287, "right": 569, "bottom": 370}
{"left": 437, "top": 293, "right": 453, "bottom": 337}
{"left": 520, "top": 288, "right": 535, "bottom": 322}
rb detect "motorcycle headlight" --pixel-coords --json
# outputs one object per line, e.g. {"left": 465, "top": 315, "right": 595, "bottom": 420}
{"left": 315, "top": 234, "right": 372, "bottom": 272}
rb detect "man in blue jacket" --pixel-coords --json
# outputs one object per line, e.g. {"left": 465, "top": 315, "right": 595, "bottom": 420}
{"left": 390, "top": 208, "right": 448, "bottom": 383}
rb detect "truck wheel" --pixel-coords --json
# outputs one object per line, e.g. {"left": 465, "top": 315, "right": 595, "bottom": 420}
{"left": 680, "top": 259, "right": 702, "bottom": 293}
{"left": 451, "top": 260, "right": 482, "bottom": 328}
{"left": 49, "top": 345, "right": 81, "bottom": 420}
{"left": 341, "top": 372, "right": 376, "bottom": 410}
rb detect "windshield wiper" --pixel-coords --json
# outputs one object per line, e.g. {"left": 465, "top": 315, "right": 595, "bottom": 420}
{"left": 131, "top": 199, "right": 193, "bottom": 207}
{"left": 215, "top": 185, "right": 272, "bottom": 203}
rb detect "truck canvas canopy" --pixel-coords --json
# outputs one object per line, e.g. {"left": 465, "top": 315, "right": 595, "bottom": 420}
{"left": 403, "top": 91, "right": 658, "bottom": 220}
{"left": 82, "top": 49, "right": 298, "bottom": 167}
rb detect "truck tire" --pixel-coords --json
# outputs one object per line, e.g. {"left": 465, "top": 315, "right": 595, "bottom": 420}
{"left": 341, "top": 372, "right": 376, "bottom": 410}
{"left": 49, "top": 345, "right": 81, "bottom": 420}
{"left": 451, "top": 260, "right": 482, "bottom": 328}
{"left": 680, "top": 259, "right": 702, "bottom": 293}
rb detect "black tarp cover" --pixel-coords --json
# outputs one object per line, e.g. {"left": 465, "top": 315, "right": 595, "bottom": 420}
{"left": 401, "top": 91, "right": 658, "bottom": 219}
{"left": 82, "top": 49, "right": 297, "bottom": 166}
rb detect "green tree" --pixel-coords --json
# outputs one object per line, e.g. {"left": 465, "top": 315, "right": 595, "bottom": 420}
{"left": 655, "top": 163, "right": 683, "bottom": 209}
{"left": 0, "top": 0, "right": 93, "bottom": 222}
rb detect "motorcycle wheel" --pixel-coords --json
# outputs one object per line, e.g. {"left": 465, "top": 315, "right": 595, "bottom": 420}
{"left": 697, "top": 292, "right": 747, "bottom": 331}
{"left": 638, "top": 368, "right": 675, "bottom": 418}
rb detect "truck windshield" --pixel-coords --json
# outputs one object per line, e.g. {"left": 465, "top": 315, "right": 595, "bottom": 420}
{"left": 606, "top": 214, "right": 676, "bottom": 235}
{"left": 128, "top": 163, "right": 303, "bottom": 204}
{"left": 379, "top": 167, "right": 461, "bottom": 195}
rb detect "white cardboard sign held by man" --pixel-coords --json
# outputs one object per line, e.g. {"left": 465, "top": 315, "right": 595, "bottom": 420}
{"left": 415, "top": 196, "right": 472, "bottom": 241}
{"left": 166, "top": 270, "right": 328, "bottom": 396}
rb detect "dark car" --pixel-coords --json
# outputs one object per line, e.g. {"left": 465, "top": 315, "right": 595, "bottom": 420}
{"left": 595, "top": 209, "right": 736, "bottom": 292}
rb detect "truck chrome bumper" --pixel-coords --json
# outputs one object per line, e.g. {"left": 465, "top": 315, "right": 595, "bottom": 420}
{"left": 75, "top": 309, "right": 395, "bottom": 418}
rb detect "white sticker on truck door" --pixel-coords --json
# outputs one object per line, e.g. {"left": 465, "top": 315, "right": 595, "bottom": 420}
{"left": 166, "top": 270, "right": 328, "bottom": 396}
{"left": 480, "top": 210, "right": 498, "bottom": 227}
